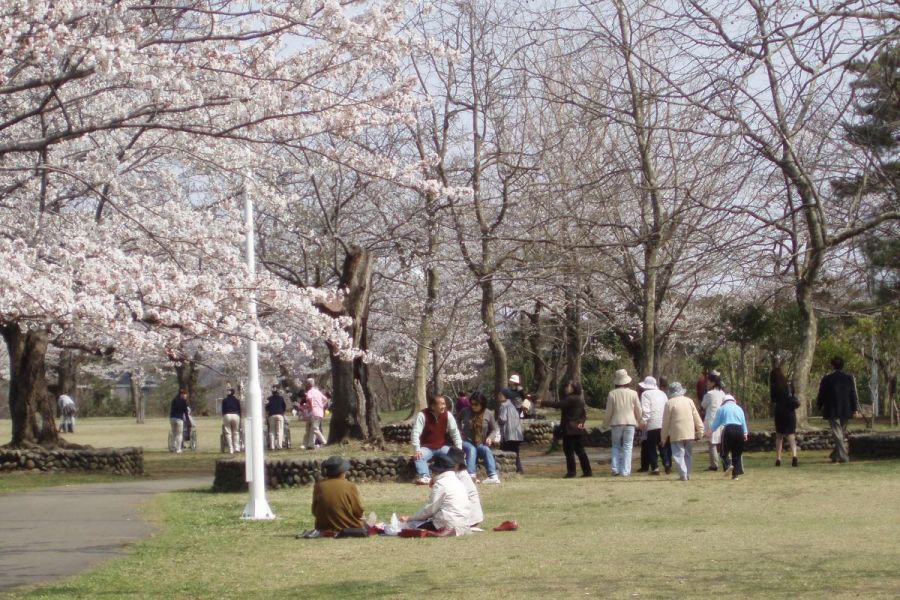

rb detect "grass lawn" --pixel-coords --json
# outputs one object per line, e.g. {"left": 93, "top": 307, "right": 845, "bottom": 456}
{"left": 2, "top": 446, "right": 899, "bottom": 599}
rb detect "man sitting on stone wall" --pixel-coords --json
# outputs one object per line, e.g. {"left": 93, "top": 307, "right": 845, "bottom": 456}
{"left": 410, "top": 394, "right": 463, "bottom": 485}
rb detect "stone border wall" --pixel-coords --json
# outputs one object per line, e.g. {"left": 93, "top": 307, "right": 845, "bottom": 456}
{"left": 213, "top": 451, "right": 517, "bottom": 492}
{"left": 848, "top": 433, "right": 900, "bottom": 459}
{"left": 0, "top": 447, "right": 143, "bottom": 475}
{"left": 384, "top": 422, "right": 882, "bottom": 454}
{"left": 382, "top": 421, "right": 557, "bottom": 446}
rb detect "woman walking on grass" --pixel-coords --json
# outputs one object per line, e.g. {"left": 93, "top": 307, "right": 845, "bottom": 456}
{"left": 660, "top": 382, "right": 704, "bottom": 481}
{"left": 539, "top": 380, "right": 592, "bottom": 478}
{"left": 701, "top": 371, "right": 727, "bottom": 471}
{"left": 603, "top": 369, "right": 642, "bottom": 477}
{"left": 770, "top": 364, "right": 799, "bottom": 467}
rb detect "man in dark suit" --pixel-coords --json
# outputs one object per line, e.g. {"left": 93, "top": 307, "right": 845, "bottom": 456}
{"left": 816, "top": 357, "right": 861, "bottom": 463}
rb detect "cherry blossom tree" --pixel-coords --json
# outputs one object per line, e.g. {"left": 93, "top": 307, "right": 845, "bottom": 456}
{"left": 1, "top": 0, "right": 420, "bottom": 447}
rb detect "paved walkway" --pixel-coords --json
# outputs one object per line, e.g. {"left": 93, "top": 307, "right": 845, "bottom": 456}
{"left": 0, "top": 476, "right": 211, "bottom": 592}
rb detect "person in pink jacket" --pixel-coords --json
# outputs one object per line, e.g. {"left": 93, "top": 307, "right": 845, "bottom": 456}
{"left": 303, "top": 378, "right": 329, "bottom": 449}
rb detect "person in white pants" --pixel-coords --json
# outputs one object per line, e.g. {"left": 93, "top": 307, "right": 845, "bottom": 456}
{"left": 266, "top": 385, "right": 287, "bottom": 450}
{"left": 304, "top": 378, "right": 329, "bottom": 449}
{"left": 660, "top": 382, "right": 705, "bottom": 481}
{"left": 169, "top": 389, "right": 190, "bottom": 453}
{"left": 221, "top": 387, "right": 242, "bottom": 453}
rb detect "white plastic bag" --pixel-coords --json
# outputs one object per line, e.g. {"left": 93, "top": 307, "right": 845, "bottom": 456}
{"left": 383, "top": 512, "right": 401, "bottom": 536}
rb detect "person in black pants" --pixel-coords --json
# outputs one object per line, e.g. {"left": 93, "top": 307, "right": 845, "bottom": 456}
{"left": 538, "top": 381, "right": 593, "bottom": 478}
{"left": 816, "top": 356, "right": 861, "bottom": 464}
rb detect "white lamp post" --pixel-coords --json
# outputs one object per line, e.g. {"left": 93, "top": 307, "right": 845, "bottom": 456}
{"left": 241, "top": 175, "right": 275, "bottom": 520}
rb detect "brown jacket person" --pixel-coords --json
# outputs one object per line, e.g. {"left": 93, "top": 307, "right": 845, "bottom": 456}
{"left": 311, "top": 456, "right": 364, "bottom": 531}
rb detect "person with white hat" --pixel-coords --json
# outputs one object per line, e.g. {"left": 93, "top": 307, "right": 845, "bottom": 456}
{"left": 638, "top": 376, "right": 670, "bottom": 475}
{"left": 661, "top": 382, "right": 705, "bottom": 481}
{"left": 603, "top": 369, "right": 642, "bottom": 476}
{"left": 708, "top": 394, "right": 749, "bottom": 480}
{"left": 701, "top": 371, "right": 727, "bottom": 471}
{"left": 504, "top": 374, "right": 531, "bottom": 418}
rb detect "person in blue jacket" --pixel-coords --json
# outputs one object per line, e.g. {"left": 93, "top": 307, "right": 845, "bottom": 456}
{"left": 708, "top": 394, "right": 748, "bottom": 480}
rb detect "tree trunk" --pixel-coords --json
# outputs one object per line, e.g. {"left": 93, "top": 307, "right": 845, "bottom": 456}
{"left": 411, "top": 329, "right": 431, "bottom": 412}
{"left": 563, "top": 290, "right": 583, "bottom": 386}
{"left": 174, "top": 353, "right": 201, "bottom": 413}
{"left": 328, "top": 350, "right": 364, "bottom": 442}
{"left": 55, "top": 350, "right": 80, "bottom": 407}
{"left": 480, "top": 278, "right": 508, "bottom": 395}
{"left": 431, "top": 342, "right": 442, "bottom": 398}
{"left": 525, "top": 306, "right": 552, "bottom": 401}
{"left": 640, "top": 246, "right": 659, "bottom": 378}
{"left": 785, "top": 163, "right": 828, "bottom": 426}
{"left": 129, "top": 371, "right": 145, "bottom": 424}
{"left": 326, "top": 246, "right": 372, "bottom": 444}
{"left": 2, "top": 324, "right": 58, "bottom": 447}
{"left": 792, "top": 281, "right": 818, "bottom": 425}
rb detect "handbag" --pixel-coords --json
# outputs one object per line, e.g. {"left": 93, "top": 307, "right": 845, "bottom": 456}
{"left": 788, "top": 383, "right": 801, "bottom": 410}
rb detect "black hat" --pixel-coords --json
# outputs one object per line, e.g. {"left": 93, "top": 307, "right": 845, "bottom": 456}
{"left": 322, "top": 456, "right": 350, "bottom": 478}
{"left": 430, "top": 453, "right": 457, "bottom": 473}
{"left": 446, "top": 447, "right": 466, "bottom": 466}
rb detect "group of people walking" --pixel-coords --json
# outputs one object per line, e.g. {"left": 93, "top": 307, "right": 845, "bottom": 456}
{"left": 544, "top": 369, "right": 749, "bottom": 482}
{"left": 167, "top": 376, "right": 331, "bottom": 454}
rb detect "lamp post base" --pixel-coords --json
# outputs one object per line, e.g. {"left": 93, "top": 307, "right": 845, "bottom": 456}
{"left": 241, "top": 499, "right": 275, "bottom": 520}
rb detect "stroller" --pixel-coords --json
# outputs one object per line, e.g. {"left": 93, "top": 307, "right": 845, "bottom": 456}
{"left": 168, "top": 410, "right": 198, "bottom": 452}
{"left": 263, "top": 418, "right": 292, "bottom": 450}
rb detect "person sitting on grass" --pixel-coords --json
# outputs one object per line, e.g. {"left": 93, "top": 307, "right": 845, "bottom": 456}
{"left": 311, "top": 456, "right": 365, "bottom": 533}
{"left": 400, "top": 454, "right": 471, "bottom": 535}
{"left": 447, "top": 447, "right": 484, "bottom": 527}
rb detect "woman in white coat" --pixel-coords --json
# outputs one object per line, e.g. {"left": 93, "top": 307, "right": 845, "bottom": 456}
{"left": 701, "top": 371, "right": 727, "bottom": 471}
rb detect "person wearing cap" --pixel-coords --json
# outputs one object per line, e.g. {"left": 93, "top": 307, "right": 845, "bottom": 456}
{"left": 304, "top": 377, "right": 329, "bottom": 449}
{"left": 708, "top": 394, "right": 749, "bottom": 480}
{"left": 701, "top": 371, "right": 727, "bottom": 471}
{"left": 169, "top": 389, "right": 190, "bottom": 453}
{"left": 538, "top": 380, "right": 592, "bottom": 478}
{"left": 496, "top": 389, "right": 525, "bottom": 474}
{"left": 400, "top": 454, "right": 471, "bottom": 534}
{"left": 660, "top": 382, "right": 705, "bottom": 481}
{"left": 311, "top": 456, "right": 365, "bottom": 532}
{"left": 638, "top": 376, "right": 670, "bottom": 475}
{"left": 502, "top": 374, "right": 530, "bottom": 418}
{"left": 411, "top": 395, "right": 464, "bottom": 485}
{"left": 603, "top": 369, "right": 642, "bottom": 477}
{"left": 447, "top": 447, "right": 484, "bottom": 526}
{"left": 266, "top": 384, "right": 287, "bottom": 450}
{"left": 457, "top": 391, "right": 501, "bottom": 484}
{"left": 221, "top": 387, "right": 242, "bottom": 454}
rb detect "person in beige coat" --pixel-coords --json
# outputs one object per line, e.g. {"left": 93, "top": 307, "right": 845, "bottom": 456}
{"left": 660, "top": 382, "right": 705, "bottom": 481}
{"left": 603, "top": 369, "right": 642, "bottom": 476}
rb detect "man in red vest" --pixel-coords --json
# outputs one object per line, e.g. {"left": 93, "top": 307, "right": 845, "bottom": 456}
{"left": 411, "top": 395, "right": 463, "bottom": 485}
